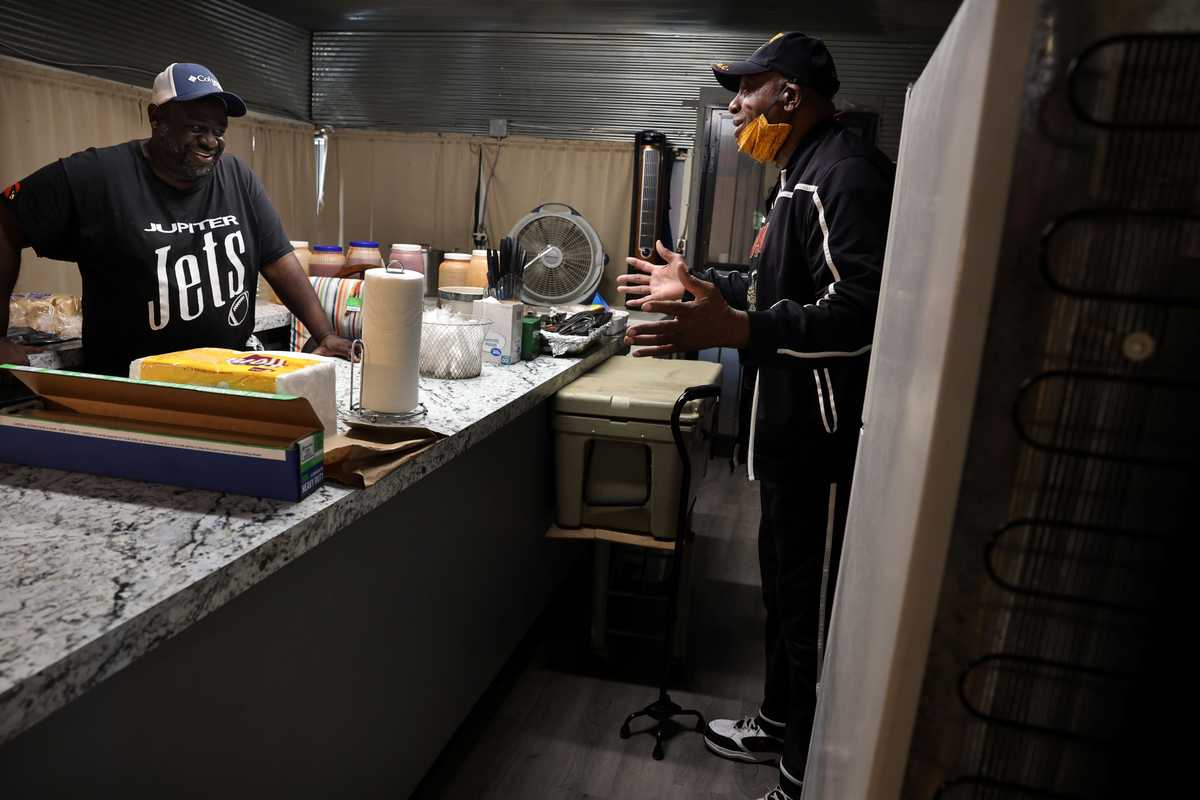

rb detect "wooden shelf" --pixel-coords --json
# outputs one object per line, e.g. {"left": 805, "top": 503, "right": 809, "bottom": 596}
{"left": 545, "top": 524, "right": 676, "bottom": 552}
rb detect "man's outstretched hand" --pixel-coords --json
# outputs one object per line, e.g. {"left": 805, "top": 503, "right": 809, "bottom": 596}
{"left": 623, "top": 255, "right": 750, "bottom": 357}
{"left": 616, "top": 240, "right": 688, "bottom": 310}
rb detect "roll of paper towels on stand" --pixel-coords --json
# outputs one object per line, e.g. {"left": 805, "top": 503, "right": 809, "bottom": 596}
{"left": 362, "top": 267, "right": 424, "bottom": 413}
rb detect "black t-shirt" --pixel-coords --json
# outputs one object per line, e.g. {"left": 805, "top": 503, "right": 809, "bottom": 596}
{"left": 3, "top": 141, "right": 292, "bottom": 375}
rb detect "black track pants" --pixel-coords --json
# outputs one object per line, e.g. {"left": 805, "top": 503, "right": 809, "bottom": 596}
{"left": 757, "top": 467, "right": 853, "bottom": 782}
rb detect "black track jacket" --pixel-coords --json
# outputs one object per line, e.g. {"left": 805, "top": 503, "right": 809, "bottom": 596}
{"left": 695, "top": 118, "right": 895, "bottom": 481}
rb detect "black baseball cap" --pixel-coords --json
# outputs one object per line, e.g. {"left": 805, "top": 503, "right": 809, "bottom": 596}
{"left": 712, "top": 32, "right": 840, "bottom": 99}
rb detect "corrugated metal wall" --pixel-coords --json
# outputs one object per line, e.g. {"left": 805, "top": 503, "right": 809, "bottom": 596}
{"left": 0, "top": 5, "right": 932, "bottom": 155}
{"left": 0, "top": 0, "right": 309, "bottom": 120}
{"left": 312, "top": 31, "right": 933, "bottom": 157}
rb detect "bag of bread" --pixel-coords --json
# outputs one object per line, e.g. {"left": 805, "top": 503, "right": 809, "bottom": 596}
{"left": 51, "top": 294, "right": 82, "bottom": 316}
{"left": 49, "top": 294, "right": 82, "bottom": 338}
{"left": 8, "top": 294, "right": 30, "bottom": 329}
{"left": 26, "top": 297, "right": 58, "bottom": 335}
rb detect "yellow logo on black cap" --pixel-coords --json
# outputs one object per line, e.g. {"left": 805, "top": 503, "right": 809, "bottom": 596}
{"left": 754, "top": 33, "right": 784, "bottom": 56}
{"left": 713, "top": 62, "right": 730, "bottom": 70}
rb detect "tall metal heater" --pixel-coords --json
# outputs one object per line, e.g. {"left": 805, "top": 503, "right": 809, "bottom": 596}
{"left": 627, "top": 130, "right": 675, "bottom": 265}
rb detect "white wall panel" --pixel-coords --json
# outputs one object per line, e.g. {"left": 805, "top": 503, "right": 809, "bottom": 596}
{"left": 800, "top": 1, "right": 1037, "bottom": 797}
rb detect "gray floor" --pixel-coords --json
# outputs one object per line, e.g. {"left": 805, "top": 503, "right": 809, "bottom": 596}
{"left": 412, "top": 463, "right": 778, "bottom": 800}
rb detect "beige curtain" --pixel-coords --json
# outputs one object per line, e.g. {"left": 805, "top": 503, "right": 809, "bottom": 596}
{"left": 1, "top": 56, "right": 147, "bottom": 294}
{"left": 0, "top": 56, "right": 317, "bottom": 295}
{"left": 312, "top": 130, "right": 478, "bottom": 252}
{"left": 317, "top": 131, "right": 634, "bottom": 302}
{"left": 479, "top": 136, "right": 633, "bottom": 303}
{"left": 241, "top": 119, "right": 319, "bottom": 244}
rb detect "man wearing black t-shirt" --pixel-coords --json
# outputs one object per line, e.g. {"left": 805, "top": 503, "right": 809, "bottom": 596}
{"left": 0, "top": 62, "right": 351, "bottom": 374}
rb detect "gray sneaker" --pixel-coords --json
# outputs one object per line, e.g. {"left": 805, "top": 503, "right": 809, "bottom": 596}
{"left": 703, "top": 715, "right": 784, "bottom": 764}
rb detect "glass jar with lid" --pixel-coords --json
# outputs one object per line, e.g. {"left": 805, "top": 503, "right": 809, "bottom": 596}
{"left": 310, "top": 245, "right": 346, "bottom": 277}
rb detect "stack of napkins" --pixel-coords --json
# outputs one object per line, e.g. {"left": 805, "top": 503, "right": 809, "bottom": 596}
{"left": 130, "top": 348, "right": 337, "bottom": 437}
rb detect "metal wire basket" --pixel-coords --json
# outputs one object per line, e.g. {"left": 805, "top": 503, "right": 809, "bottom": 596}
{"left": 419, "top": 318, "right": 491, "bottom": 379}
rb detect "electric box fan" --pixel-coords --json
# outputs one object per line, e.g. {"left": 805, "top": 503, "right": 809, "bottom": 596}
{"left": 509, "top": 203, "right": 607, "bottom": 306}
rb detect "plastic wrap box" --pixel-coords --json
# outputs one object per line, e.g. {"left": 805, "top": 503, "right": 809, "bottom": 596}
{"left": 0, "top": 366, "right": 325, "bottom": 501}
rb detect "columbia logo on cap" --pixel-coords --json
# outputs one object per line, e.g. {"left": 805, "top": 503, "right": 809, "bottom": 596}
{"left": 187, "top": 74, "right": 221, "bottom": 88}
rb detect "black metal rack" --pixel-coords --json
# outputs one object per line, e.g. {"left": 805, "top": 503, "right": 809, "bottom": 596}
{"left": 618, "top": 383, "right": 721, "bottom": 760}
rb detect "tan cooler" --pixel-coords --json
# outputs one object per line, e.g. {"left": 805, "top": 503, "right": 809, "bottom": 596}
{"left": 553, "top": 356, "right": 723, "bottom": 540}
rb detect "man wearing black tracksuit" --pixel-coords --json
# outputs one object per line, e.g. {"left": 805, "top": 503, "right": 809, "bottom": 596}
{"left": 619, "top": 32, "right": 894, "bottom": 800}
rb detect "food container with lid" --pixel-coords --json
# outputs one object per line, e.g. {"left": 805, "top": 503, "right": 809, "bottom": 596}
{"left": 438, "top": 253, "right": 471, "bottom": 289}
{"left": 260, "top": 240, "right": 310, "bottom": 303}
{"left": 389, "top": 243, "right": 426, "bottom": 273}
{"left": 290, "top": 241, "right": 311, "bottom": 274}
{"left": 466, "top": 249, "right": 490, "bottom": 289}
{"left": 310, "top": 245, "right": 346, "bottom": 278}
{"left": 345, "top": 241, "right": 384, "bottom": 276}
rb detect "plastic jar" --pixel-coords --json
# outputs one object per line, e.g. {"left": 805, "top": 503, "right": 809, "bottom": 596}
{"left": 466, "top": 249, "right": 490, "bottom": 289}
{"left": 389, "top": 243, "right": 426, "bottom": 273}
{"left": 345, "top": 240, "right": 384, "bottom": 276}
{"left": 310, "top": 245, "right": 346, "bottom": 278}
{"left": 290, "top": 241, "right": 311, "bottom": 274}
{"left": 438, "top": 252, "right": 472, "bottom": 289}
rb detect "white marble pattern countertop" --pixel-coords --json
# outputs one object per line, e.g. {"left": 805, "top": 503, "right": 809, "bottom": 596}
{"left": 251, "top": 301, "right": 292, "bottom": 334}
{"left": 0, "top": 339, "right": 619, "bottom": 747}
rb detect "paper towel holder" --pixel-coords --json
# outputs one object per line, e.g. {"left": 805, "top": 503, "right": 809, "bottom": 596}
{"left": 343, "top": 338, "right": 428, "bottom": 429}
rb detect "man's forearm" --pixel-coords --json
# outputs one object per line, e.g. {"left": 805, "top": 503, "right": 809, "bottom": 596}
{"left": 0, "top": 204, "right": 25, "bottom": 334}
{"left": 260, "top": 254, "right": 334, "bottom": 342}
{"left": 0, "top": 250, "right": 16, "bottom": 334}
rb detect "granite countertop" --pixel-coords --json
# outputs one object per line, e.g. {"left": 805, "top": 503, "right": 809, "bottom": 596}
{"left": 24, "top": 302, "right": 293, "bottom": 371}
{"left": 251, "top": 301, "right": 292, "bottom": 334}
{"left": 0, "top": 339, "right": 619, "bottom": 747}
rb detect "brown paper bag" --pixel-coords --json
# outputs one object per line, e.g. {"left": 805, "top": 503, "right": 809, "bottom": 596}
{"left": 323, "top": 426, "right": 443, "bottom": 488}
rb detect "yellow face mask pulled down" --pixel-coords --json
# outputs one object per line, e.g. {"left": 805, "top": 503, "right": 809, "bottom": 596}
{"left": 736, "top": 114, "right": 792, "bottom": 163}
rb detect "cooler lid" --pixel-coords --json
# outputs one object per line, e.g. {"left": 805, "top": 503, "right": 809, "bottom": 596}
{"left": 554, "top": 356, "right": 723, "bottom": 424}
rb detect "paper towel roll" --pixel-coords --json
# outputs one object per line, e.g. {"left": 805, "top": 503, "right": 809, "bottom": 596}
{"left": 362, "top": 267, "right": 424, "bottom": 413}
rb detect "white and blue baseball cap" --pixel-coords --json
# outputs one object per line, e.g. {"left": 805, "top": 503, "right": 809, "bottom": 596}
{"left": 150, "top": 63, "right": 247, "bottom": 117}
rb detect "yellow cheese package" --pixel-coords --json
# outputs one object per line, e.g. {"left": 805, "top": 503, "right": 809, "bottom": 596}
{"left": 129, "top": 348, "right": 338, "bottom": 437}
